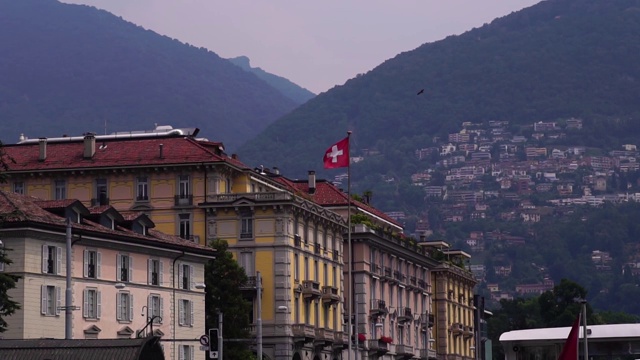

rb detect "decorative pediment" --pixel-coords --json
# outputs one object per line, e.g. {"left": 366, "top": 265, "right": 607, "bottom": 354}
{"left": 117, "top": 326, "right": 134, "bottom": 336}
{"left": 152, "top": 329, "right": 165, "bottom": 337}
{"left": 84, "top": 325, "right": 102, "bottom": 335}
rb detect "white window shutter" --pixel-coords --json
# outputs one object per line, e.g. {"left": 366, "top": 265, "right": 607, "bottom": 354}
{"left": 42, "top": 245, "right": 48, "bottom": 273}
{"left": 56, "top": 247, "right": 62, "bottom": 275}
{"left": 190, "top": 345, "right": 194, "bottom": 360}
{"left": 116, "top": 255, "right": 122, "bottom": 281}
{"left": 83, "top": 250, "right": 89, "bottom": 278}
{"left": 189, "top": 265, "right": 194, "bottom": 290}
{"left": 160, "top": 297, "right": 164, "bottom": 324}
{"left": 128, "top": 256, "right": 133, "bottom": 282}
{"left": 129, "top": 294, "right": 134, "bottom": 321}
{"left": 116, "top": 293, "right": 122, "bottom": 321}
{"left": 41, "top": 285, "right": 47, "bottom": 315}
{"left": 97, "top": 252, "right": 102, "bottom": 278}
{"left": 83, "top": 289, "right": 89, "bottom": 318}
{"left": 179, "top": 347, "right": 184, "bottom": 360}
{"left": 56, "top": 286, "right": 61, "bottom": 315}
{"left": 147, "top": 259, "right": 152, "bottom": 285}
{"left": 97, "top": 291, "right": 102, "bottom": 319}
{"left": 159, "top": 261, "right": 164, "bottom": 285}
{"left": 189, "top": 300, "right": 194, "bottom": 327}
{"left": 147, "top": 294, "right": 151, "bottom": 319}
{"left": 178, "top": 263, "right": 183, "bottom": 289}
{"left": 178, "top": 300, "right": 184, "bottom": 326}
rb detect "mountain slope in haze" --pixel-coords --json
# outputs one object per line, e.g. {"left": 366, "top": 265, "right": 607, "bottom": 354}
{"left": 229, "top": 56, "right": 315, "bottom": 105}
{"left": 239, "top": 0, "right": 640, "bottom": 182}
{"left": 0, "top": 0, "right": 297, "bottom": 150}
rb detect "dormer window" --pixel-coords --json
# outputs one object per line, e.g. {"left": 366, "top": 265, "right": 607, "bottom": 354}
{"left": 13, "top": 181, "right": 24, "bottom": 195}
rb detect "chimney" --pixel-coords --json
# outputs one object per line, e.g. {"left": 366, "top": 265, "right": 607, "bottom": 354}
{"left": 231, "top": 154, "right": 238, "bottom": 160}
{"left": 159, "top": 143, "right": 164, "bottom": 159}
{"left": 38, "top": 138, "right": 47, "bottom": 161}
{"left": 83, "top": 134, "right": 96, "bottom": 159}
{"left": 272, "top": 167, "right": 280, "bottom": 175}
{"left": 308, "top": 170, "right": 316, "bottom": 194}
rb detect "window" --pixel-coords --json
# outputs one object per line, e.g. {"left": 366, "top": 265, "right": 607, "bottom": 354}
{"left": 148, "top": 259, "right": 163, "bottom": 286}
{"left": 179, "top": 299, "right": 193, "bottom": 326}
{"left": 240, "top": 215, "right": 253, "bottom": 239}
{"left": 304, "top": 257, "right": 309, "bottom": 280}
{"left": 332, "top": 266, "right": 337, "bottom": 286}
{"left": 371, "top": 278, "right": 377, "bottom": 300}
{"left": 179, "top": 263, "right": 193, "bottom": 290}
{"left": 179, "top": 175, "right": 190, "bottom": 198}
{"left": 136, "top": 176, "right": 149, "bottom": 201}
{"left": 314, "top": 260, "right": 318, "bottom": 281}
{"left": 224, "top": 176, "right": 232, "bottom": 193}
{"left": 179, "top": 345, "right": 194, "bottom": 360}
{"left": 83, "top": 250, "right": 101, "bottom": 279}
{"left": 117, "top": 292, "right": 133, "bottom": 322}
{"left": 148, "top": 294, "right": 163, "bottom": 324}
{"left": 13, "top": 181, "right": 24, "bottom": 195}
{"left": 117, "top": 254, "right": 133, "bottom": 282}
{"left": 83, "top": 288, "right": 101, "bottom": 319}
{"left": 239, "top": 252, "right": 254, "bottom": 276}
{"left": 294, "top": 254, "right": 299, "bottom": 282}
{"left": 294, "top": 297, "right": 299, "bottom": 323}
{"left": 95, "top": 178, "right": 108, "bottom": 206}
{"left": 41, "top": 285, "right": 60, "bottom": 316}
{"left": 323, "top": 263, "right": 328, "bottom": 285}
{"left": 42, "top": 245, "right": 61, "bottom": 275}
{"left": 304, "top": 301, "right": 310, "bottom": 323}
{"left": 179, "top": 213, "right": 191, "bottom": 240}
{"left": 54, "top": 179, "right": 66, "bottom": 200}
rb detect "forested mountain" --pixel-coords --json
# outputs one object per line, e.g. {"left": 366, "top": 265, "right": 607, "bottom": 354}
{"left": 229, "top": 56, "right": 315, "bottom": 104}
{"left": 239, "top": 0, "right": 640, "bottom": 178}
{"left": 0, "top": 0, "right": 298, "bottom": 150}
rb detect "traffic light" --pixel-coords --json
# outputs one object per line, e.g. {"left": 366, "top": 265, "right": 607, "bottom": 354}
{"left": 209, "top": 328, "right": 219, "bottom": 352}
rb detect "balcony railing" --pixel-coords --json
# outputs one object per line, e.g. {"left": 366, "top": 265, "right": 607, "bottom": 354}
{"left": 463, "top": 325, "right": 474, "bottom": 338}
{"left": 396, "top": 344, "right": 414, "bottom": 356}
{"left": 292, "top": 324, "right": 315, "bottom": 343}
{"left": 410, "top": 276, "right": 417, "bottom": 285}
{"left": 420, "top": 348, "right": 437, "bottom": 359}
{"left": 174, "top": 194, "right": 193, "bottom": 206}
{"left": 371, "top": 264, "right": 381, "bottom": 275}
{"left": 314, "top": 328, "right": 334, "bottom": 346}
{"left": 302, "top": 280, "right": 321, "bottom": 299}
{"left": 370, "top": 299, "right": 388, "bottom": 315}
{"left": 239, "top": 276, "right": 260, "bottom": 292}
{"left": 206, "top": 192, "right": 292, "bottom": 203}
{"left": 450, "top": 323, "right": 463, "bottom": 336}
{"left": 397, "top": 307, "right": 412, "bottom": 323}
{"left": 322, "top": 286, "right": 340, "bottom": 304}
{"left": 420, "top": 313, "right": 435, "bottom": 328}
{"left": 367, "top": 340, "right": 389, "bottom": 353}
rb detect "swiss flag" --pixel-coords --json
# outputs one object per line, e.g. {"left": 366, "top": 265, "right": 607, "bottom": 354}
{"left": 558, "top": 313, "right": 581, "bottom": 360}
{"left": 323, "top": 137, "right": 349, "bottom": 169}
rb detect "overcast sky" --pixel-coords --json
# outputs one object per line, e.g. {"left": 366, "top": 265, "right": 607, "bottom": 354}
{"left": 61, "top": 0, "right": 540, "bottom": 94}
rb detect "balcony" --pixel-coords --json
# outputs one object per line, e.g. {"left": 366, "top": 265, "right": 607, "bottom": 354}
{"left": 420, "top": 313, "right": 435, "bottom": 328}
{"left": 397, "top": 307, "right": 412, "bottom": 323}
{"left": 206, "top": 192, "right": 292, "bottom": 203}
{"left": 420, "top": 348, "right": 438, "bottom": 359}
{"left": 91, "top": 197, "right": 109, "bottom": 206}
{"left": 292, "top": 324, "right": 315, "bottom": 343}
{"left": 332, "top": 331, "right": 348, "bottom": 351}
{"left": 410, "top": 276, "right": 417, "bottom": 286}
{"left": 302, "top": 280, "right": 321, "bottom": 300}
{"left": 322, "top": 286, "right": 340, "bottom": 304}
{"left": 450, "top": 323, "right": 463, "bottom": 336}
{"left": 174, "top": 194, "right": 193, "bottom": 207}
{"left": 371, "top": 264, "right": 381, "bottom": 275}
{"left": 239, "top": 276, "right": 260, "bottom": 293}
{"left": 314, "top": 328, "right": 334, "bottom": 347}
{"left": 367, "top": 340, "right": 389, "bottom": 354}
{"left": 463, "top": 326, "right": 474, "bottom": 338}
{"left": 396, "top": 344, "right": 414, "bottom": 357}
{"left": 370, "top": 299, "right": 388, "bottom": 316}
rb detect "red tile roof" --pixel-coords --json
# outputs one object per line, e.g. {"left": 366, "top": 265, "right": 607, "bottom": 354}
{"left": 0, "top": 191, "right": 214, "bottom": 255}
{"left": 2, "top": 137, "right": 249, "bottom": 172}
{"left": 274, "top": 177, "right": 402, "bottom": 229}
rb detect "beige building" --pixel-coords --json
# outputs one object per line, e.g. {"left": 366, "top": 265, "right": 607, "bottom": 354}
{"left": 0, "top": 191, "right": 215, "bottom": 360}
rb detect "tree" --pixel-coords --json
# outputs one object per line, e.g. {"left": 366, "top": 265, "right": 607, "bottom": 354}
{"left": 204, "top": 239, "right": 255, "bottom": 360}
{"left": 0, "top": 141, "right": 21, "bottom": 332}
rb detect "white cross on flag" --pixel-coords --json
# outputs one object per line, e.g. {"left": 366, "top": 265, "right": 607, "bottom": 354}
{"left": 323, "top": 136, "right": 349, "bottom": 169}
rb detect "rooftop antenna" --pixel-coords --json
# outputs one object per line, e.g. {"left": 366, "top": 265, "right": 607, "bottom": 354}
{"left": 104, "top": 118, "right": 107, "bottom": 135}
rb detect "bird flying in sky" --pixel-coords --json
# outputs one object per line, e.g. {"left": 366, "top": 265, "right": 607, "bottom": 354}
{"left": 417, "top": 89, "right": 424, "bottom": 95}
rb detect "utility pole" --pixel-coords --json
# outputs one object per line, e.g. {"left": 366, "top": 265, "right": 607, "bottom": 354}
{"left": 65, "top": 218, "right": 72, "bottom": 339}
{"left": 257, "top": 271, "right": 262, "bottom": 360}
{"left": 582, "top": 300, "right": 588, "bottom": 360}
{"left": 219, "top": 311, "right": 224, "bottom": 360}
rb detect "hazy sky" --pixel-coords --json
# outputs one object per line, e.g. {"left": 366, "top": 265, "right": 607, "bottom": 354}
{"left": 61, "top": 0, "right": 540, "bottom": 94}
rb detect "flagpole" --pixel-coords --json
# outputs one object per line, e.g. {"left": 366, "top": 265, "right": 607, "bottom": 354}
{"left": 346, "top": 131, "right": 356, "bottom": 360}
{"left": 582, "top": 301, "right": 588, "bottom": 360}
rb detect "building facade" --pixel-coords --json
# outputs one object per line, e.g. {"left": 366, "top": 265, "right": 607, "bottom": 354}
{"left": 0, "top": 191, "right": 215, "bottom": 360}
